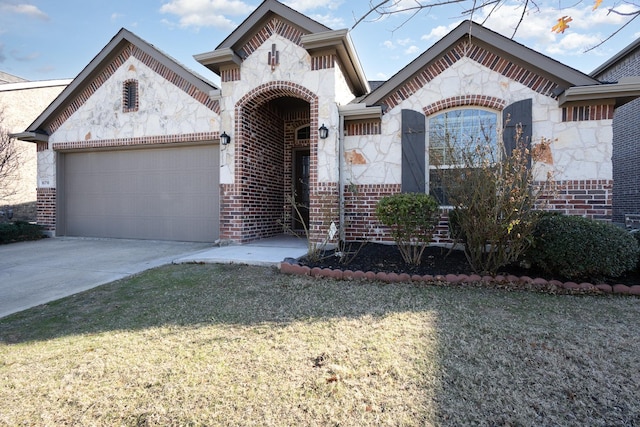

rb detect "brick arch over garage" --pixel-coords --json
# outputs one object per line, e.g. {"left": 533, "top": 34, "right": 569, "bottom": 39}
{"left": 220, "top": 81, "right": 319, "bottom": 243}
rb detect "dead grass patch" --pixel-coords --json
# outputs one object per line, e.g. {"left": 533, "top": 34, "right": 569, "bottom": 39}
{"left": 1, "top": 264, "right": 639, "bottom": 426}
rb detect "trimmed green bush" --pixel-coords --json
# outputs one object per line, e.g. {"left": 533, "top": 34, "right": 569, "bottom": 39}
{"left": 375, "top": 193, "right": 440, "bottom": 265}
{"left": 528, "top": 215, "right": 639, "bottom": 281}
{"left": 0, "top": 221, "right": 45, "bottom": 244}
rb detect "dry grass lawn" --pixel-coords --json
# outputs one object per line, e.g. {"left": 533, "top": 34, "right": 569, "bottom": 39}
{"left": 0, "top": 263, "right": 639, "bottom": 426}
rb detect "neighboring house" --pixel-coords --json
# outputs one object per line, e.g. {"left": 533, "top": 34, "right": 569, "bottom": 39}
{"left": 0, "top": 76, "right": 71, "bottom": 220}
{"left": 590, "top": 38, "right": 640, "bottom": 225}
{"left": 15, "top": 0, "right": 640, "bottom": 243}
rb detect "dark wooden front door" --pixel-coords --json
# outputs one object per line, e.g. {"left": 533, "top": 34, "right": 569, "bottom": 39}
{"left": 293, "top": 149, "right": 310, "bottom": 231}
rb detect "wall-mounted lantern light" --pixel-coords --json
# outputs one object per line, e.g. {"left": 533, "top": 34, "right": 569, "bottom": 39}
{"left": 318, "top": 124, "right": 329, "bottom": 139}
{"left": 220, "top": 131, "right": 231, "bottom": 145}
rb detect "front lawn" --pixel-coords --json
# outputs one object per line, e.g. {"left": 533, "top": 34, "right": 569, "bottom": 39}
{"left": 1, "top": 264, "right": 638, "bottom": 426}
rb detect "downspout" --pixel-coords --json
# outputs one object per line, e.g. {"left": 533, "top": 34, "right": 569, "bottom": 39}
{"left": 338, "top": 112, "right": 346, "bottom": 242}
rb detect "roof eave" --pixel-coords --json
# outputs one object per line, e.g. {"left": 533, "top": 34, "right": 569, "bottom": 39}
{"left": 338, "top": 104, "right": 382, "bottom": 120}
{"left": 11, "top": 132, "right": 49, "bottom": 143}
{"left": 301, "top": 29, "right": 370, "bottom": 96}
{"left": 558, "top": 77, "right": 640, "bottom": 107}
{"left": 193, "top": 48, "right": 243, "bottom": 75}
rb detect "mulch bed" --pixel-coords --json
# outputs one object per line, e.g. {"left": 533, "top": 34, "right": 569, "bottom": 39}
{"left": 297, "top": 242, "right": 640, "bottom": 288}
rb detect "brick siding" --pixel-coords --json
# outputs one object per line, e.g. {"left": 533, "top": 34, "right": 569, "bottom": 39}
{"left": 222, "top": 81, "right": 319, "bottom": 243}
{"left": 593, "top": 47, "right": 640, "bottom": 223}
{"left": 341, "top": 180, "right": 612, "bottom": 245}
{"left": 36, "top": 188, "right": 56, "bottom": 232}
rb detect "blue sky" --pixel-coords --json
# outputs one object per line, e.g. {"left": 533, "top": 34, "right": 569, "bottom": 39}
{"left": 0, "top": 0, "right": 638, "bottom": 84}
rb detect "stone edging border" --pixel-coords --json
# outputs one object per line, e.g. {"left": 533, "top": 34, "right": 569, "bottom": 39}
{"left": 279, "top": 261, "right": 640, "bottom": 296}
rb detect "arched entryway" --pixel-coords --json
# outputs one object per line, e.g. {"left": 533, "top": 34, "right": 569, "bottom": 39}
{"left": 221, "top": 81, "right": 319, "bottom": 243}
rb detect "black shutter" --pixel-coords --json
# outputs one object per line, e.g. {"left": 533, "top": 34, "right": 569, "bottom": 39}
{"left": 503, "top": 99, "right": 532, "bottom": 162}
{"left": 401, "top": 109, "right": 426, "bottom": 193}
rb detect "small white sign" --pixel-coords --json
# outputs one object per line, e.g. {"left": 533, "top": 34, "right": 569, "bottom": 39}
{"left": 39, "top": 179, "right": 51, "bottom": 187}
{"left": 328, "top": 221, "right": 337, "bottom": 240}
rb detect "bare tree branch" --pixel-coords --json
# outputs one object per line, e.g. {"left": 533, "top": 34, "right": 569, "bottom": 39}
{"left": 0, "top": 110, "right": 21, "bottom": 201}
{"left": 584, "top": 11, "right": 640, "bottom": 52}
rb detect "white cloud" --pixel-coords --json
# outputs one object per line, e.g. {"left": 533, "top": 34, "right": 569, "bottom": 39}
{"left": 404, "top": 45, "right": 420, "bottom": 55}
{"left": 375, "top": 72, "right": 388, "bottom": 80}
{"left": 309, "top": 13, "right": 345, "bottom": 28}
{"left": 382, "top": 40, "right": 395, "bottom": 49}
{"left": 159, "top": 0, "right": 253, "bottom": 29}
{"left": 474, "top": 1, "right": 635, "bottom": 56}
{"left": 421, "top": 23, "right": 461, "bottom": 42}
{"left": 0, "top": 3, "right": 49, "bottom": 20}
{"left": 396, "top": 37, "right": 413, "bottom": 46}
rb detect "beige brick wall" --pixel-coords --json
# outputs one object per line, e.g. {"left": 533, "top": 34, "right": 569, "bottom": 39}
{"left": 0, "top": 81, "right": 68, "bottom": 216}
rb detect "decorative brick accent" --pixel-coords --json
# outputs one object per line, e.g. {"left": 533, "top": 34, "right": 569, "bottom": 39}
{"left": 36, "top": 188, "right": 56, "bottom": 232}
{"left": 221, "top": 67, "right": 241, "bottom": 82}
{"left": 52, "top": 132, "right": 220, "bottom": 151}
{"left": 311, "top": 54, "right": 336, "bottom": 70}
{"left": 221, "top": 81, "right": 319, "bottom": 243}
{"left": 45, "top": 43, "right": 220, "bottom": 135}
{"left": 561, "top": 104, "right": 615, "bottom": 122}
{"left": 240, "top": 17, "right": 306, "bottom": 58}
{"left": 344, "top": 120, "right": 381, "bottom": 136}
{"left": 380, "top": 40, "right": 559, "bottom": 111}
{"left": 423, "top": 95, "right": 506, "bottom": 116}
{"left": 36, "top": 142, "right": 48, "bottom": 152}
{"left": 122, "top": 79, "right": 139, "bottom": 112}
{"left": 538, "top": 179, "right": 613, "bottom": 220}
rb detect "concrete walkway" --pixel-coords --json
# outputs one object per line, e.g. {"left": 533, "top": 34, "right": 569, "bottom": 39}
{"left": 174, "top": 235, "right": 308, "bottom": 266}
{"left": 0, "top": 236, "right": 308, "bottom": 319}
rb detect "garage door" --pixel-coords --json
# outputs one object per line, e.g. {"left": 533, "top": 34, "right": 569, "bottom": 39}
{"left": 61, "top": 144, "right": 219, "bottom": 242}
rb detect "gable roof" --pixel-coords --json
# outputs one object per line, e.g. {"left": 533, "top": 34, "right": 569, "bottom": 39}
{"left": 18, "top": 28, "right": 218, "bottom": 142}
{"left": 590, "top": 36, "right": 640, "bottom": 78}
{"left": 0, "top": 71, "right": 27, "bottom": 84}
{"left": 360, "top": 20, "right": 599, "bottom": 107}
{"left": 194, "top": 0, "right": 369, "bottom": 95}
{"left": 217, "top": 0, "right": 330, "bottom": 52}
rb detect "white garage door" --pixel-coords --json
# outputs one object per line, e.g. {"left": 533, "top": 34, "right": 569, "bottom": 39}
{"left": 61, "top": 144, "right": 219, "bottom": 242}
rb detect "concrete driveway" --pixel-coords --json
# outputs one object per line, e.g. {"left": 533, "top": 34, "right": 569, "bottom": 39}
{"left": 0, "top": 238, "right": 210, "bottom": 319}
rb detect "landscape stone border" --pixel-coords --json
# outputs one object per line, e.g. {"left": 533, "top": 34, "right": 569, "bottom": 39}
{"left": 280, "top": 261, "right": 640, "bottom": 296}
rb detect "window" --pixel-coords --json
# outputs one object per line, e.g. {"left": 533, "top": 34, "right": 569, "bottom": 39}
{"left": 123, "top": 80, "right": 139, "bottom": 112}
{"left": 296, "top": 126, "right": 311, "bottom": 141}
{"left": 428, "top": 108, "right": 498, "bottom": 205}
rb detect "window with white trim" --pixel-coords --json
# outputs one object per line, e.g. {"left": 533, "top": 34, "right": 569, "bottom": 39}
{"left": 428, "top": 108, "right": 498, "bottom": 205}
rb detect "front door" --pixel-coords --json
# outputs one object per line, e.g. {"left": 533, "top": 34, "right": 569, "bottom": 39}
{"left": 293, "top": 149, "right": 310, "bottom": 231}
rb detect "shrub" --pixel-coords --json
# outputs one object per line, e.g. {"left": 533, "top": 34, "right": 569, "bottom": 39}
{"left": 527, "top": 215, "right": 639, "bottom": 281}
{"left": 438, "top": 138, "right": 548, "bottom": 274}
{"left": 630, "top": 229, "right": 640, "bottom": 271}
{"left": 0, "top": 221, "right": 45, "bottom": 244}
{"left": 375, "top": 193, "right": 440, "bottom": 265}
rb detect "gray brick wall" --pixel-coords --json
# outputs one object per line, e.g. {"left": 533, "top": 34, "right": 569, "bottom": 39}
{"left": 594, "top": 46, "right": 640, "bottom": 224}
